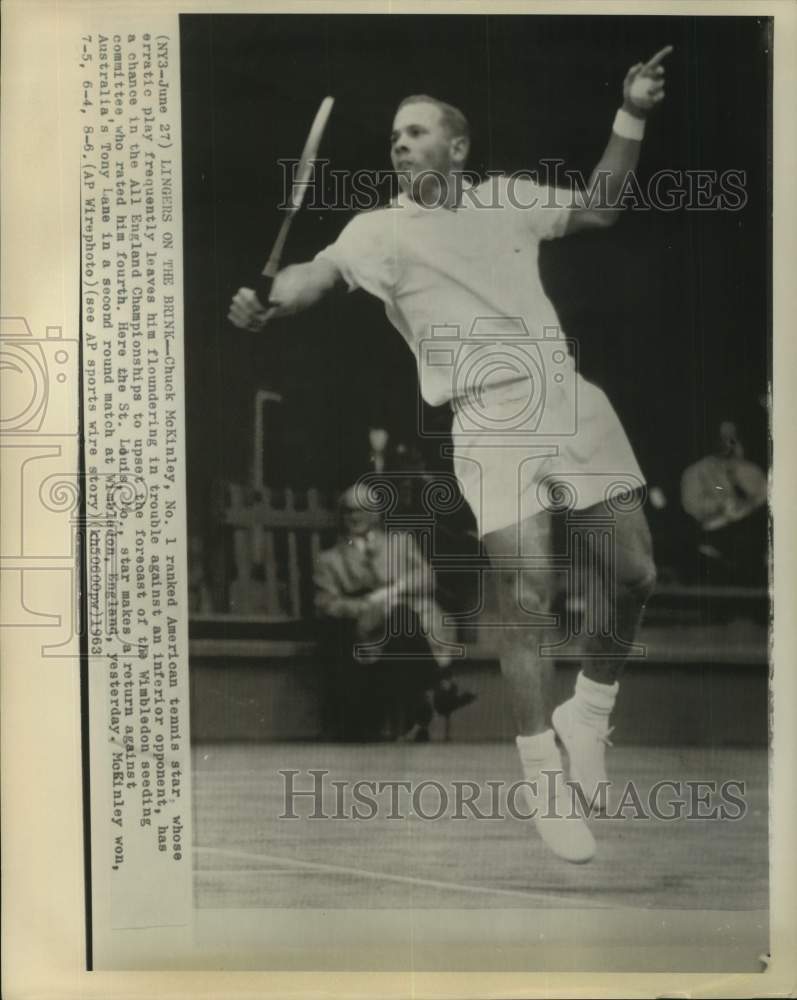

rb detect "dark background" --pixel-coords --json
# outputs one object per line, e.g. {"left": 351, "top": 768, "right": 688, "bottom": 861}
{"left": 180, "top": 14, "right": 771, "bottom": 536}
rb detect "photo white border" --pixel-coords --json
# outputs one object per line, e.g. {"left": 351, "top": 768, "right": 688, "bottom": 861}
{"left": 2, "top": 0, "right": 794, "bottom": 996}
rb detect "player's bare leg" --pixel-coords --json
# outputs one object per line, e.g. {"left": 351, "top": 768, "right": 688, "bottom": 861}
{"left": 483, "top": 510, "right": 595, "bottom": 864}
{"left": 483, "top": 510, "right": 557, "bottom": 733}
{"left": 552, "top": 496, "right": 657, "bottom": 810}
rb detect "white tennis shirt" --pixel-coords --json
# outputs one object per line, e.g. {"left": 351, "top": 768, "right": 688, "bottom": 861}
{"left": 316, "top": 175, "right": 574, "bottom": 407}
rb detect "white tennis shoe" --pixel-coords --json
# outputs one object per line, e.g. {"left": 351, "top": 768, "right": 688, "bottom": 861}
{"left": 552, "top": 697, "right": 614, "bottom": 815}
{"left": 518, "top": 739, "right": 596, "bottom": 864}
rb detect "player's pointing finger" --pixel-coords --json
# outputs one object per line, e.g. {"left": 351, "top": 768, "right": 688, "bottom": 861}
{"left": 642, "top": 45, "right": 674, "bottom": 73}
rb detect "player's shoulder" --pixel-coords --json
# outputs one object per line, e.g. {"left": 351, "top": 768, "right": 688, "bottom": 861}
{"left": 351, "top": 203, "right": 396, "bottom": 221}
{"left": 462, "top": 172, "right": 550, "bottom": 209}
{"left": 495, "top": 171, "right": 550, "bottom": 199}
{"left": 478, "top": 173, "right": 513, "bottom": 195}
{"left": 337, "top": 204, "right": 396, "bottom": 240}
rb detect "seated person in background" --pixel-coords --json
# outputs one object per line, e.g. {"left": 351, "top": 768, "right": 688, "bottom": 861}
{"left": 680, "top": 420, "right": 768, "bottom": 585}
{"left": 314, "top": 485, "right": 476, "bottom": 741}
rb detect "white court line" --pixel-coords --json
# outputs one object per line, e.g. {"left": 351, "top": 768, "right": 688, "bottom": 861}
{"left": 195, "top": 845, "right": 618, "bottom": 909}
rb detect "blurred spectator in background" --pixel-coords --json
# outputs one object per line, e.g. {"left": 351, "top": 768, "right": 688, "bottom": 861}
{"left": 392, "top": 440, "right": 433, "bottom": 517}
{"left": 680, "top": 421, "right": 768, "bottom": 586}
{"left": 187, "top": 535, "right": 213, "bottom": 613}
{"left": 640, "top": 484, "right": 683, "bottom": 585}
{"left": 314, "top": 485, "right": 476, "bottom": 741}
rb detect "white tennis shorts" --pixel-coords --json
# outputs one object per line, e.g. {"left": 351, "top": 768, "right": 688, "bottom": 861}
{"left": 450, "top": 375, "right": 645, "bottom": 537}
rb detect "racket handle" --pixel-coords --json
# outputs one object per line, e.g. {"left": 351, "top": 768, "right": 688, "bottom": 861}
{"left": 255, "top": 274, "right": 274, "bottom": 309}
{"left": 255, "top": 213, "right": 292, "bottom": 308}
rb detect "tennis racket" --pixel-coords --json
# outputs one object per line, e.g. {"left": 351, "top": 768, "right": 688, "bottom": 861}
{"left": 255, "top": 95, "right": 335, "bottom": 305}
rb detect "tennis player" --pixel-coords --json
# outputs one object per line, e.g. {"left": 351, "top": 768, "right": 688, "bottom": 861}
{"left": 229, "top": 49, "right": 670, "bottom": 862}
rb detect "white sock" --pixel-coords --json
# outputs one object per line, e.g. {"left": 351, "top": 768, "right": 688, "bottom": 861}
{"left": 515, "top": 729, "right": 559, "bottom": 781}
{"left": 572, "top": 671, "right": 618, "bottom": 724}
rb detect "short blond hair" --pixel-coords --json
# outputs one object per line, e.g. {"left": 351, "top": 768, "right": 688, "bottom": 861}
{"left": 397, "top": 94, "right": 470, "bottom": 142}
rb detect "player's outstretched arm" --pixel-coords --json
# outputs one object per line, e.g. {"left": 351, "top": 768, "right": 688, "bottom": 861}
{"left": 228, "top": 258, "right": 343, "bottom": 331}
{"left": 565, "top": 45, "right": 672, "bottom": 235}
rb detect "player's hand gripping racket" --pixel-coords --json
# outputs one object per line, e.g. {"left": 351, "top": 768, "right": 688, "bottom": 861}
{"left": 254, "top": 95, "right": 335, "bottom": 310}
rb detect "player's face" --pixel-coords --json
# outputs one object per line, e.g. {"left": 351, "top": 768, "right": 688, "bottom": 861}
{"left": 390, "top": 103, "right": 456, "bottom": 192}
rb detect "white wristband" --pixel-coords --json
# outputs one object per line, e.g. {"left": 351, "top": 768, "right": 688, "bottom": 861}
{"left": 612, "top": 108, "right": 646, "bottom": 142}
